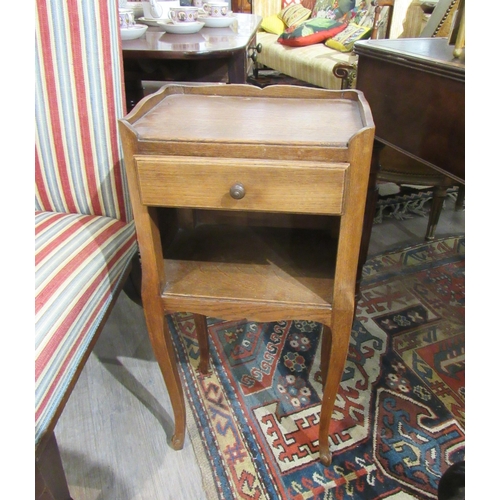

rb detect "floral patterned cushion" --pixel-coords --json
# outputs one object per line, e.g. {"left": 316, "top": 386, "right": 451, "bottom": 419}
{"left": 324, "top": 22, "right": 371, "bottom": 51}
{"left": 278, "top": 17, "right": 348, "bottom": 46}
{"left": 312, "top": 0, "right": 357, "bottom": 21}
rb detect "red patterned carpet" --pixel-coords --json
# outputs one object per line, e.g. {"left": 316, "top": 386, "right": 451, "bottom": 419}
{"left": 169, "top": 235, "right": 465, "bottom": 499}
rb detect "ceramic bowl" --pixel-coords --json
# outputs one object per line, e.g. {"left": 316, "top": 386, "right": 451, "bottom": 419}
{"left": 120, "top": 23, "right": 148, "bottom": 40}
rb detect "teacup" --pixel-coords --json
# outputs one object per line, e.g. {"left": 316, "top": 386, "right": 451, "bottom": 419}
{"left": 168, "top": 6, "right": 199, "bottom": 22}
{"left": 119, "top": 8, "right": 135, "bottom": 27}
{"left": 192, "top": 0, "right": 204, "bottom": 8}
{"left": 141, "top": 0, "right": 180, "bottom": 20}
{"left": 203, "top": 1, "right": 228, "bottom": 17}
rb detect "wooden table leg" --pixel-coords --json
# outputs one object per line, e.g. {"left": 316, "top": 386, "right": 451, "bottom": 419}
{"left": 318, "top": 317, "right": 351, "bottom": 466}
{"left": 193, "top": 314, "right": 209, "bottom": 374}
{"left": 356, "top": 140, "right": 384, "bottom": 298}
{"left": 143, "top": 298, "right": 187, "bottom": 449}
{"left": 425, "top": 185, "right": 448, "bottom": 240}
{"left": 227, "top": 50, "right": 247, "bottom": 84}
{"left": 320, "top": 324, "right": 332, "bottom": 388}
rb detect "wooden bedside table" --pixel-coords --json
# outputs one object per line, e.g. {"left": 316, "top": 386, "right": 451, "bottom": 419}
{"left": 119, "top": 84, "right": 375, "bottom": 466}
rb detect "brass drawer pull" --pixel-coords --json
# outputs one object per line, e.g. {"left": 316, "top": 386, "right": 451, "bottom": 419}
{"left": 229, "top": 182, "right": 245, "bottom": 200}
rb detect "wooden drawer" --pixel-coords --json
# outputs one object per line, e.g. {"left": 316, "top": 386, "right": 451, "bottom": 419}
{"left": 135, "top": 155, "right": 347, "bottom": 215}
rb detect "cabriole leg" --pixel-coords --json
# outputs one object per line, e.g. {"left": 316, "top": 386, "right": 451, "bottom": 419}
{"left": 318, "top": 320, "right": 351, "bottom": 466}
{"left": 143, "top": 298, "right": 186, "bottom": 450}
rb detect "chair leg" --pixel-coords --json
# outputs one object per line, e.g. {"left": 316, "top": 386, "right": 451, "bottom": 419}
{"left": 35, "top": 431, "right": 73, "bottom": 500}
{"left": 425, "top": 185, "right": 448, "bottom": 240}
{"left": 455, "top": 184, "right": 465, "bottom": 211}
{"left": 193, "top": 314, "right": 209, "bottom": 374}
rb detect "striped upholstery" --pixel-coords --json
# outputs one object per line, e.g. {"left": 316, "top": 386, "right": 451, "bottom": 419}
{"left": 35, "top": 0, "right": 137, "bottom": 448}
{"left": 35, "top": 0, "right": 132, "bottom": 223}
{"left": 35, "top": 212, "right": 137, "bottom": 445}
{"left": 252, "top": 0, "right": 282, "bottom": 19}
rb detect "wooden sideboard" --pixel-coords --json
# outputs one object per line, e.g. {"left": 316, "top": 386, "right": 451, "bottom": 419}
{"left": 353, "top": 37, "right": 465, "bottom": 282}
{"left": 354, "top": 37, "right": 465, "bottom": 182}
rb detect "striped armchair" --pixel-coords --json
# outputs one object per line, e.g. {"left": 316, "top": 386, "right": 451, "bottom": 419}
{"left": 35, "top": 0, "right": 137, "bottom": 497}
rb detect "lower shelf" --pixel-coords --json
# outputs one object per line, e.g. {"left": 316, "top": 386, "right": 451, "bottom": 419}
{"left": 161, "top": 224, "right": 338, "bottom": 324}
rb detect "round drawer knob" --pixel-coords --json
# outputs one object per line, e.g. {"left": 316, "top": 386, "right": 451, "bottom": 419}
{"left": 229, "top": 182, "right": 246, "bottom": 200}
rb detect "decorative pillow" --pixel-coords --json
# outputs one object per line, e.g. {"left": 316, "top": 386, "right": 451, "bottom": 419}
{"left": 261, "top": 14, "right": 287, "bottom": 35}
{"left": 324, "top": 22, "right": 371, "bottom": 52}
{"left": 278, "top": 3, "right": 312, "bottom": 28}
{"left": 278, "top": 18, "right": 348, "bottom": 47}
{"left": 312, "top": 0, "right": 357, "bottom": 22}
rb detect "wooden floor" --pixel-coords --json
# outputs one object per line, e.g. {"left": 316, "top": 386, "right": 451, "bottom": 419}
{"left": 55, "top": 194, "right": 465, "bottom": 500}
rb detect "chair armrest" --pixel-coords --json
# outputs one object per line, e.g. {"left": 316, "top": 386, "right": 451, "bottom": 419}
{"left": 333, "top": 63, "right": 357, "bottom": 90}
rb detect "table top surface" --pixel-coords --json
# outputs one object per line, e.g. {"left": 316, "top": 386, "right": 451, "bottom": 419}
{"left": 354, "top": 37, "right": 464, "bottom": 80}
{"left": 126, "top": 86, "right": 372, "bottom": 148}
{"left": 121, "top": 13, "right": 261, "bottom": 57}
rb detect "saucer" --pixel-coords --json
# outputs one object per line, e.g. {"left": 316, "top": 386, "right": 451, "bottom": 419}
{"left": 198, "top": 14, "right": 235, "bottom": 28}
{"left": 138, "top": 17, "right": 171, "bottom": 27}
{"left": 158, "top": 20, "right": 205, "bottom": 34}
{"left": 120, "top": 24, "right": 148, "bottom": 40}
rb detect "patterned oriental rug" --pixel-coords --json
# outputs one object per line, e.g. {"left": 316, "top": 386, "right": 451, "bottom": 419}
{"left": 168, "top": 236, "right": 465, "bottom": 500}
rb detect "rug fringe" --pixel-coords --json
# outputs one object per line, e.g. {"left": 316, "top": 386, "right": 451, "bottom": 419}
{"left": 186, "top": 395, "right": 221, "bottom": 500}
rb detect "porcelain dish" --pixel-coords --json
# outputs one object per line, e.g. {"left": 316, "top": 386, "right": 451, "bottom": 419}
{"left": 158, "top": 20, "right": 205, "bottom": 34}
{"left": 138, "top": 16, "right": 170, "bottom": 26}
{"left": 198, "top": 14, "right": 235, "bottom": 28}
{"left": 120, "top": 23, "right": 148, "bottom": 40}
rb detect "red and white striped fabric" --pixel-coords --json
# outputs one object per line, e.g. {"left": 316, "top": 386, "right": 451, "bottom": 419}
{"left": 35, "top": 0, "right": 137, "bottom": 446}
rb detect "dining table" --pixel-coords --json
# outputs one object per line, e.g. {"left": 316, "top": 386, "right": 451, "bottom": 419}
{"left": 121, "top": 12, "right": 262, "bottom": 110}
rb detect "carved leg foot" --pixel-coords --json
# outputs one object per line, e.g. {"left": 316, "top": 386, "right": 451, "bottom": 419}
{"left": 275, "top": 400, "right": 286, "bottom": 421}
{"left": 319, "top": 444, "right": 333, "bottom": 467}
{"left": 171, "top": 433, "right": 185, "bottom": 450}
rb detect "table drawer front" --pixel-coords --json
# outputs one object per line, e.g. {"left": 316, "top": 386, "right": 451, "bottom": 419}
{"left": 135, "top": 156, "right": 347, "bottom": 215}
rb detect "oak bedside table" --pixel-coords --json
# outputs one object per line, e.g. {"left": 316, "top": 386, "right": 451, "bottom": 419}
{"left": 119, "top": 84, "right": 375, "bottom": 466}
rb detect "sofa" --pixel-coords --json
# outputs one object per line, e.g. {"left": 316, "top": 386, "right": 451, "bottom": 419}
{"left": 35, "top": 0, "right": 138, "bottom": 497}
{"left": 252, "top": 0, "right": 409, "bottom": 89}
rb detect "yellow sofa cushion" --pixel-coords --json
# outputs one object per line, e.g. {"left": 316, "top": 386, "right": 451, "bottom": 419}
{"left": 262, "top": 3, "right": 312, "bottom": 35}
{"left": 261, "top": 14, "right": 287, "bottom": 34}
